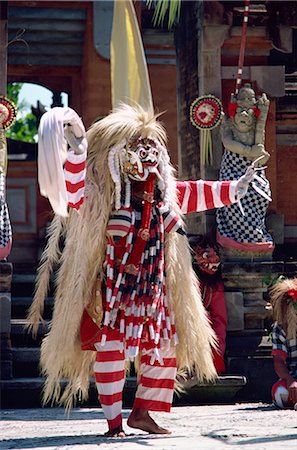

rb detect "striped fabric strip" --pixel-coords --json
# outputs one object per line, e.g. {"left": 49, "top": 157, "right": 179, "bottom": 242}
{"left": 98, "top": 403, "right": 122, "bottom": 423}
{"left": 203, "top": 183, "right": 215, "bottom": 210}
{"left": 64, "top": 159, "right": 86, "bottom": 174}
{"left": 99, "top": 392, "right": 122, "bottom": 406}
{"left": 64, "top": 150, "right": 86, "bottom": 211}
{"left": 176, "top": 179, "right": 237, "bottom": 214}
{"left": 107, "top": 209, "right": 132, "bottom": 241}
{"left": 95, "top": 350, "right": 124, "bottom": 362}
{"left": 94, "top": 339, "right": 126, "bottom": 429}
{"left": 94, "top": 361, "right": 125, "bottom": 376}
{"left": 68, "top": 197, "right": 84, "bottom": 211}
{"left": 136, "top": 385, "right": 174, "bottom": 404}
{"left": 140, "top": 354, "right": 176, "bottom": 368}
{"left": 162, "top": 208, "right": 185, "bottom": 235}
{"left": 107, "top": 414, "right": 123, "bottom": 430}
{"left": 140, "top": 376, "right": 175, "bottom": 390}
{"left": 133, "top": 398, "right": 172, "bottom": 412}
{"left": 65, "top": 179, "right": 84, "bottom": 194}
{"left": 134, "top": 347, "right": 177, "bottom": 412}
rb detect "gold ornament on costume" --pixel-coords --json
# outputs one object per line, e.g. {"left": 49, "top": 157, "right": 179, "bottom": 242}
{"left": 125, "top": 264, "right": 139, "bottom": 275}
{"left": 86, "top": 277, "right": 103, "bottom": 326}
{"left": 123, "top": 161, "right": 139, "bottom": 176}
{"left": 138, "top": 227, "right": 150, "bottom": 241}
{"left": 143, "top": 191, "right": 154, "bottom": 203}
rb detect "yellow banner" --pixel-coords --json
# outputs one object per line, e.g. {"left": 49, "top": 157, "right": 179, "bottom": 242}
{"left": 111, "top": 0, "right": 153, "bottom": 112}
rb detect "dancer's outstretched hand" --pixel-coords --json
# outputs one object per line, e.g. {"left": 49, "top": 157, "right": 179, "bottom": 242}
{"left": 64, "top": 123, "right": 87, "bottom": 155}
{"left": 235, "top": 155, "right": 268, "bottom": 200}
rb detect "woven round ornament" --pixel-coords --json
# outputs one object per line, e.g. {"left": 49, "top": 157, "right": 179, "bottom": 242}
{"left": 190, "top": 95, "right": 223, "bottom": 130}
{"left": 190, "top": 95, "right": 223, "bottom": 165}
{"left": 0, "top": 96, "right": 18, "bottom": 130}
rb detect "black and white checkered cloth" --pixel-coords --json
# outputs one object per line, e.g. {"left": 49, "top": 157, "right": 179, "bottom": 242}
{"left": 271, "top": 322, "right": 297, "bottom": 378}
{"left": 216, "top": 151, "right": 273, "bottom": 244}
{"left": 0, "top": 169, "right": 12, "bottom": 256}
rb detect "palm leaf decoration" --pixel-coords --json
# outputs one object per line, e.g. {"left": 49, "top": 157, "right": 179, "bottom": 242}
{"left": 147, "top": 0, "right": 181, "bottom": 29}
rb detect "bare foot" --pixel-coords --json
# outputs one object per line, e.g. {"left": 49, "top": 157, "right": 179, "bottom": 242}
{"left": 104, "top": 426, "right": 126, "bottom": 438}
{"left": 127, "top": 408, "right": 171, "bottom": 434}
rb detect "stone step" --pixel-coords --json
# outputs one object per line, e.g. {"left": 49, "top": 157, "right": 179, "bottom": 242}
{"left": 12, "top": 347, "right": 40, "bottom": 362}
{"left": 226, "top": 330, "right": 264, "bottom": 355}
{"left": 11, "top": 273, "right": 55, "bottom": 298}
{"left": 0, "top": 375, "right": 246, "bottom": 408}
{"left": 0, "top": 376, "right": 135, "bottom": 408}
{"left": 10, "top": 319, "right": 49, "bottom": 347}
{"left": 11, "top": 347, "right": 40, "bottom": 378}
{"left": 12, "top": 273, "right": 37, "bottom": 283}
{"left": 11, "top": 273, "right": 36, "bottom": 297}
{"left": 11, "top": 296, "right": 54, "bottom": 320}
{"left": 227, "top": 355, "right": 278, "bottom": 402}
{"left": 255, "top": 335, "right": 272, "bottom": 355}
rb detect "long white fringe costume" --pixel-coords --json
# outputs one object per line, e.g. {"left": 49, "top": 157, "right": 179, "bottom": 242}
{"left": 27, "top": 103, "right": 253, "bottom": 429}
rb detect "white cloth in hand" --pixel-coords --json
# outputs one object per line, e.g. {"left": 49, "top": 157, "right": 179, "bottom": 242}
{"left": 38, "top": 107, "right": 87, "bottom": 217}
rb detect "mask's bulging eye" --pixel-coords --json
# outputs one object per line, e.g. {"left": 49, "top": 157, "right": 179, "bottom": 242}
{"left": 152, "top": 148, "right": 159, "bottom": 157}
{"left": 138, "top": 147, "right": 148, "bottom": 159}
{"left": 202, "top": 252, "right": 208, "bottom": 259}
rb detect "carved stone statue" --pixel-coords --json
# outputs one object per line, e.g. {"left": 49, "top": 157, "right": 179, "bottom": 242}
{"left": 216, "top": 84, "right": 274, "bottom": 259}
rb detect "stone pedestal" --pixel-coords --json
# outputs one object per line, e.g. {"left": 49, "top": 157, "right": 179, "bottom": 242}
{"left": 222, "top": 261, "right": 283, "bottom": 333}
{"left": 223, "top": 261, "right": 284, "bottom": 361}
{"left": 220, "top": 247, "right": 274, "bottom": 263}
{"left": 221, "top": 260, "right": 295, "bottom": 397}
{"left": 0, "top": 262, "right": 13, "bottom": 379}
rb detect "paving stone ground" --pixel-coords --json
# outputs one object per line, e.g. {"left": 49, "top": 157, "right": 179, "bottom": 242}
{"left": 1, "top": 403, "right": 297, "bottom": 450}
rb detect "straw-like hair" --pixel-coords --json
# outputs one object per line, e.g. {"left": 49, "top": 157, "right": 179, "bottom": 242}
{"left": 270, "top": 277, "right": 297, "bottom": 340}
{"left": 27, "top": 102, "right": 217, "bottom": 409}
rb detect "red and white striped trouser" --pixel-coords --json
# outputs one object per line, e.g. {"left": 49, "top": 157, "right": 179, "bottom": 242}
{"left": 94, "top": 331, "right": 177, "bottom": 430}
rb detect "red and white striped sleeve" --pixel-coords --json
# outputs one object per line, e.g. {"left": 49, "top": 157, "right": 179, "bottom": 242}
{"left": 176, "top": 179, "right": 238, "bottom": 214}
{"left": 64, "top": 150, "right": 86, "bottom": 211}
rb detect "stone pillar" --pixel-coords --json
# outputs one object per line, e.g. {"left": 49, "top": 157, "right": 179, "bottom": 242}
{"left": 198, "top": 23, "right": 230, "bottom": 179}
{"left": 174, "top": 1, "right": 201, "bottom": 234}
{"left": 197, "top": 4, "right": 231, "bottom": 234}
{"left": 175, "top": 1, "right": 231, "bottom": 235}
{"left": 0, "top": 2, "right": 8, "bottom": 96}
{"left": 0, "top": 262, "right": 13, "bottom": 379}
{"left": 0, "top": 2, "right": 13, "bottom": 380}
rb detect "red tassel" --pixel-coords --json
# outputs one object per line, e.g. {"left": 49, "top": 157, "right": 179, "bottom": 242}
{"left": 228, "top": 102, "right": 237, "bottom": 118}
{"left": 125, "top": 173, "right": 155, "bottom": 272}
{"left": 253, "top": 106, "right": 261, "bottom": 118}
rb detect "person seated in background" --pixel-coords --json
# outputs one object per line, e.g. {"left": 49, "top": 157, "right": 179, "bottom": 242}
{"left": 270, "top": 277, "right": 297, "bottom": 409}
{"left": 190, "top": 235, "right": 227, "bottom": 374}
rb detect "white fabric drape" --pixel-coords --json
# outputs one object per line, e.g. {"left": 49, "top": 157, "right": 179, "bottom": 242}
{"left": 38, "top": 107, "right": 87, "bottom": 217}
